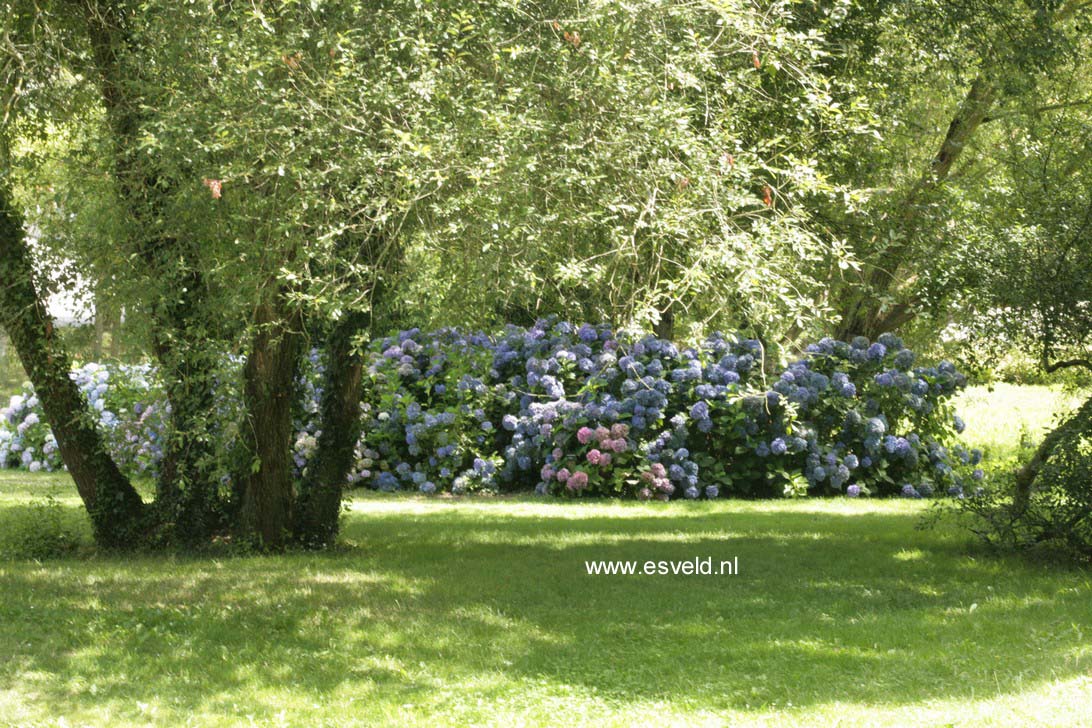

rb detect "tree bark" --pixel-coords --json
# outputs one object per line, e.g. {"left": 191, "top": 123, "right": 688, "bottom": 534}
{"left": 239, "top": 299, "right": 303, "bottom": 549}
{"left": 293, "top": 229, "right": 400, "bottom": 547}
{"left": 653, "top": 302, "right": 676, "bottom": 341}
{"left": 0, "top": 183, "right": 146, "bottom": 548}
{"left": 78, "top": 0, "right": 224, "bottom": 537}
{"left": 294, "top": 310, "right": 368, "bottom": 547}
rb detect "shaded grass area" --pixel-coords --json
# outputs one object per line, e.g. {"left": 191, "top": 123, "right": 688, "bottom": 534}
{"left": 1, "top": 472, "right": 1091, "bottom": 726}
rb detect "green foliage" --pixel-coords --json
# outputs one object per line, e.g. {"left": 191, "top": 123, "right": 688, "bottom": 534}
{"left": 1, "top": 490, "right": 82, "bottom": 559}
{"left": 399, "top": 0, "right": 876, "bottom": 339}
{"left": 971, "top": 80, "right": 1092, "bottom": 376}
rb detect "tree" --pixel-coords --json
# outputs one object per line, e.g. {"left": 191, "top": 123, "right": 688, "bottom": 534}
{"left": 6, "top": 0, "right": 631, "bottom": 548}
{"left": 1, "top": 139, "right": 146, "bottom": 548}
{"left": 825, "top": 0, "right": 1092, "bottom": 339}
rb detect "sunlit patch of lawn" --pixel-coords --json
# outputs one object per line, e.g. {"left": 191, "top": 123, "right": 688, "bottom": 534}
{"left": 953, "top": 383, "right": 1087, "bottom": 462}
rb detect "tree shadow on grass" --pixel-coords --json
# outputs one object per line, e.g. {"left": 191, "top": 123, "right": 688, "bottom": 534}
{"left": 0, "top": 503, "right": 1089, "bottom": 722}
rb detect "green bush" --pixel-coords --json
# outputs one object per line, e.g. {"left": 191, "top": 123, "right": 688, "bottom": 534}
{"left": 941, "top": 401, "right": 1092, "bottom": 562}
{"left": 1, "top": 493, "right": 82, "bottom": 560}
{"left": 1027, "top": 430, "right": 1092, "bottom": 558}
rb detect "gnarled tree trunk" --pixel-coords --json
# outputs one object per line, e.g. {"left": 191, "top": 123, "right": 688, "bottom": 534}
{"left": 79, "top": 0, "right": 224, "bottom": 539}
{"left": 240, "top": 299, "right": 303, "bottom": 549}
{"left": 0, "top": 183, "right": 146, "bottom": 548}
{"left": 295, "top": 230, "right": 400, "bottom": 547}
{"left": 294, "top": 310, "right": 368, "bottom": 547}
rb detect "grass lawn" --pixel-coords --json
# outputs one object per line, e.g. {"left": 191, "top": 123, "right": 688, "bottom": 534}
{"left": 0, "top": 384, "right": 1089, "bottom": 726}
{"left": 953, "top": 383, "right": 1087, "bottom": 462}
{"left": 1, "top": 476, "right": 1090, "bottom": 727}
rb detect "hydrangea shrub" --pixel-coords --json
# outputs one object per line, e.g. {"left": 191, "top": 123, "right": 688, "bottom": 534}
{"left": 774, "top": 333, "right": 980, "bottom": 496}
{"left": 1, "top": 363, "right": 165, "bottom": 475}
{"left": 0, "top": 319, "right": 981, "bottom": 500}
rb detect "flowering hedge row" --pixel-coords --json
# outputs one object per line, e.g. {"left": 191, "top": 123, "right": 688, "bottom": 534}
{"left": 0, "top": 320, "right": 984, "bottom": 500}
{"left": 0, "top": 363, "right": 166, "bottom": 475}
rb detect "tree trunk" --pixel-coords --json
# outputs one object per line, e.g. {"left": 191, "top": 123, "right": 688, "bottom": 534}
{"left": 153, "top": 338, "right": 223, "bottom": 543}
{"left": 0, "top": 184, "right": 146, "bottom": 548}
{"left": 836, "top": 76, "right": 997, "bottom": 339}
{"left": 294, "top": 311, "right": 368, "bottom": 547}
{"left": 79, "top": 0, "right": 224, "bottom": 537}
{"left": 293, "top": 229, "right": 399, "bottom": 547}
{"left": 240, "top": 300, "right": 303, "bottom": 549}
{"left": 653, "top": 303, "right": 676, "bottom": 341}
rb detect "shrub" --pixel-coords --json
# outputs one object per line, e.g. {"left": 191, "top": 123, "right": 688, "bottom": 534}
{"left": 774, "top": 333, "right": 976, "bottom": 496}
{"left": 1028, "top": 430, "right": 1092, "bottom": 556}
{"left": 353, "top": 320, "right": 978, "bottom": 499}
{"left": 945, "top": 406, "right": 1092, "bottom": 561}
{"left": 0, "top": 319, "right": 980, "bottom": 502}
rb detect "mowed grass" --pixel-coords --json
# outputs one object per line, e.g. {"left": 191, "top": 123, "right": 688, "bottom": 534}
{"left": 0, "top": 384, "right": 1090, "bottom": 727}
{"left": 1, "top": 477, "right": 1090, "bottom": 726}
{"left": 953, "top": 383, "right": 1087, "bottom": 462}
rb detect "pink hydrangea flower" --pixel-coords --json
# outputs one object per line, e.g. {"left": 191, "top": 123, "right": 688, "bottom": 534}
{"left": 567, "top": 471, "right": 589, "bottom": 491}
{"left": 586, "top": 449, "right": 602, "bottom": 465}
{"left": 577, "top": 427, "right": 594, "bottom": 445}
{"left": 556, "top": 468, "right": 571, "bottom": 482}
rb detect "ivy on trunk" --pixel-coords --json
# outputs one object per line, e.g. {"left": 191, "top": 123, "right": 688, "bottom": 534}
{"left": 0, "top": 182, "right": 146, "bottom": 548}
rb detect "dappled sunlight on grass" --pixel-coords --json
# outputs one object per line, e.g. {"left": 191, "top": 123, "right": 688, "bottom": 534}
{"left": 346, "top": 489, "right": 936, "bottom": 519}
{"left": 1, "top": 474, "right": 1090, "bottom": 726}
